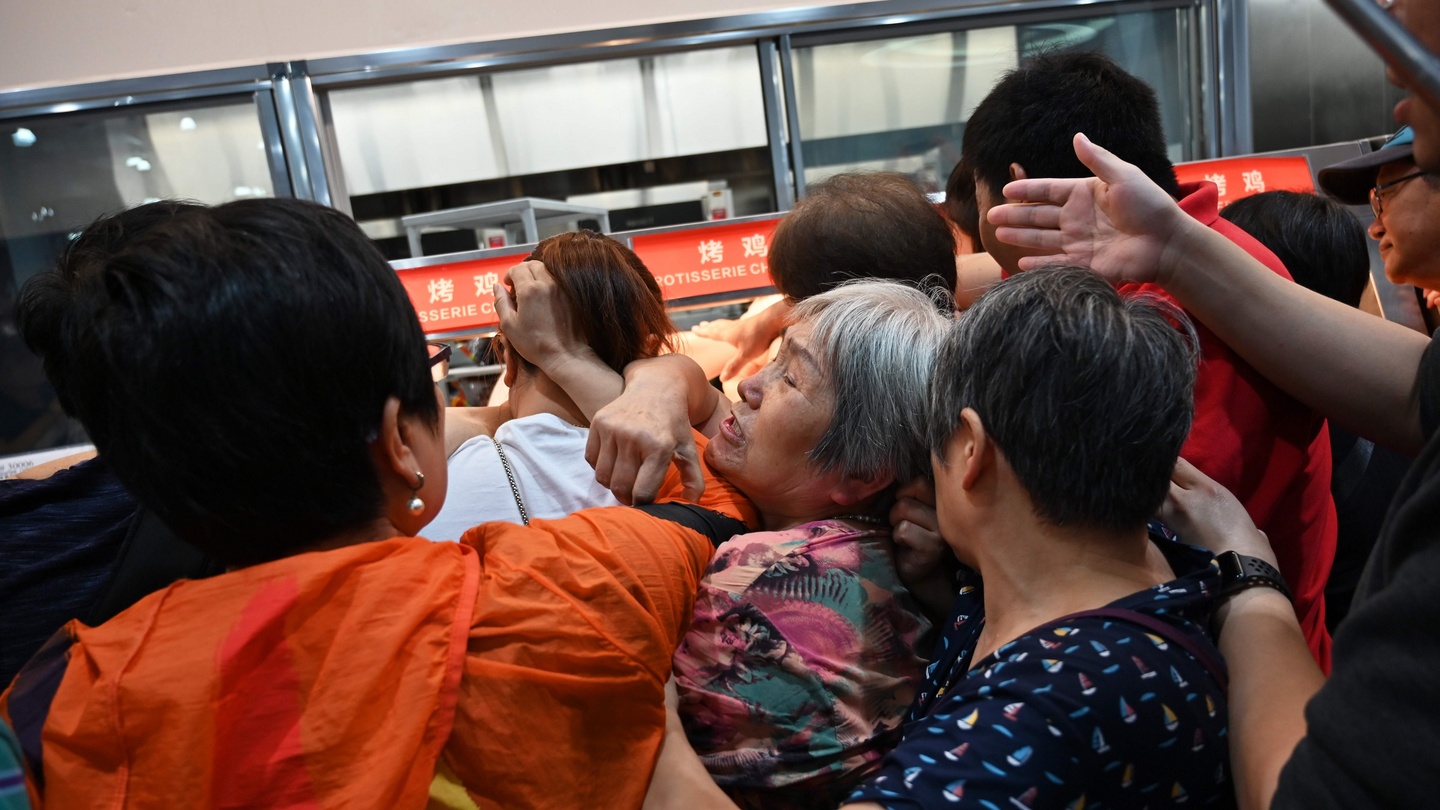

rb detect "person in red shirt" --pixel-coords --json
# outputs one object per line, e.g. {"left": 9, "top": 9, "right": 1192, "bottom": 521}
{"left": 956, "top": 51, "right": 1336, "bottom": 668}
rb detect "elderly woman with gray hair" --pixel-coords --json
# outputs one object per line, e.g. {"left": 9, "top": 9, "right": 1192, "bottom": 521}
{"left": 561, "top": 278, "right": 951, "bottom": 808}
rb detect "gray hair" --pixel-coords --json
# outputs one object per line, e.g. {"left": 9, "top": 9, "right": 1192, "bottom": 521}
{"left": 928, "top": 267, "right": 1200, "bottom": 532}
{"left": 791, "top": 278, "right": 954, "bottom": 483}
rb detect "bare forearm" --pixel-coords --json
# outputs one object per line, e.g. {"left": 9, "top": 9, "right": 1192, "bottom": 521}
{"left": 625, "top": 355, "right": 724, "bottom": 430}
{"left": 543, "top": 348, "right": 624, "bottom": 422}
{"left": 1158, "top": 222, "right": 1429, "bottom": 454}
{"left": 1215, "top": 589, "right": 1325, "bottom": 810}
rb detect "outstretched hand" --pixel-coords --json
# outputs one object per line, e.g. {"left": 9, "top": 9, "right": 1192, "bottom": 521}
{"left": 988, "top": 133, "right": 1196, "bottom": 284}
{"left": 1160, "top": 457, "right": 1278, "bottom": 567}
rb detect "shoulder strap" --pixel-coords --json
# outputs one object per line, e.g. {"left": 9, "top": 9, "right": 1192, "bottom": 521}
{"left": 1062, "top": 607, "right": 1228, "bottom": 691}
{"left": 635, "top": 502, "right": 749, "bottom": 549}
{"left": 84, "top": 508, "right": 224, "bottom": 627}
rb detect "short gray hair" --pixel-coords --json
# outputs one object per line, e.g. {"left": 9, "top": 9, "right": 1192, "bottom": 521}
{"left": 792, "top": 279, "right": 953, "bottom": 483}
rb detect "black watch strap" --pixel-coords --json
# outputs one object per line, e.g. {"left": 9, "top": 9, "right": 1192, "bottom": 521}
{"left": 1216, "top": 550, "right": 1293, "bottom": 601}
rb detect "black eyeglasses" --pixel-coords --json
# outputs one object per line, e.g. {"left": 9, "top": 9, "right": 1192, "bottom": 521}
{"left": 428, "top": 342, "right": 452, "bottom": 383}
{"left": 1370, "top": 170, "right": 1430, "bottom": 219}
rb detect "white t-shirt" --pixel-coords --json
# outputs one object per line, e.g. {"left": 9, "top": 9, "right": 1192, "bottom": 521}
{"left": 423, "top": 412, "right": 622, "bottom": 541}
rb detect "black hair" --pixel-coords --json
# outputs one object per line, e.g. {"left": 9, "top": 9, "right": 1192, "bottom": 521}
{"left": 18, "top": 200, "right": 207, "bottom": 421}
{"left": 943, "top": 157, "right": 982, "bottom": 245}
{"left": 769, "top": 172, "right": 957, "bottom": 301}
{"left": 963, "top": 52, "right": 1182, "bottom": 202}
{"left": 1220, "top": 191, "right": 1371, "bottom": 308}
{"left": 929, "top": 267, "right": 1199, "bottom": 532}
{"left": 47, "top": 198, "right": 438, "bottom": 566}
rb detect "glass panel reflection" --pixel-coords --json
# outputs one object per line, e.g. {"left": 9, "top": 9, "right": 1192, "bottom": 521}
{"left": 793, "top": 9, "right": 1195, "bottom": 191}
{"left": 327, "top": 45, "right": 775, "bottom": 259}
{"left": 0, "top": 97, "right": 275, "bottom": 458}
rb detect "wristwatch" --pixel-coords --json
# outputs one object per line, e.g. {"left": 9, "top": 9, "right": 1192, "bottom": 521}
{"left": 1215, "top": 550, "right": 1292, "bottom": 601}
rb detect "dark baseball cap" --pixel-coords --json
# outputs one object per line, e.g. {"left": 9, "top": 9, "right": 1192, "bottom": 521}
{"left": 1318, "top": 127, "right": 1415, "bottom": 205}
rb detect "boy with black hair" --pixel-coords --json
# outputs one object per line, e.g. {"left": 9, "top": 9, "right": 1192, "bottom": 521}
{"left": 958, "top": 51, "right": 1337, "bottom": 668}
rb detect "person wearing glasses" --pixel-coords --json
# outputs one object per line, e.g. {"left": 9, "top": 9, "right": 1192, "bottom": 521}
{"left": 1317, "top": 126, "right": 1440, "bottom": 312}
{"left": 423, "top": 230, "right": 680, "bottom": 539}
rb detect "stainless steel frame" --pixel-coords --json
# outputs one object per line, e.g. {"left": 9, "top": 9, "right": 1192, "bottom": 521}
{"left": 0, "top": 0, "right": 1237, "bottom": 217}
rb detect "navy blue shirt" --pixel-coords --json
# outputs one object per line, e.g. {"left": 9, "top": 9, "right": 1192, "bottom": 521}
{"left": 848, "top": 539, "right": 1233, "bottom": 809}
{"left": 0, "top": 459, "right": 135, "bottom": 686}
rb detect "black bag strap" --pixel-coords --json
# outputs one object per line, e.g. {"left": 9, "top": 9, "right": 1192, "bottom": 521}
{"left": 635, "top": 502, "right": 749, "bottom": 549}
{"left": 83, "top": 507, "right": 225, "bottom": 627}
{"left": 1060, "top": 607, "right": 1228, "bottom": 691}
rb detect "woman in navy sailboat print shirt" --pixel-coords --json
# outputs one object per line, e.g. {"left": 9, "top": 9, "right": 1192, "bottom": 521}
{"left": 845, "top": 535, "right": 1233, "bottom": 809}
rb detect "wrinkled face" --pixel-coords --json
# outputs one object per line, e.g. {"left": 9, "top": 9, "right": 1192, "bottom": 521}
{"left": 1369, "top": 160, "right": 1440, "bottom": 288}
{"left": 704, "top": 320, "right": 839, "bottom": 520}
{"left": 1390, "top": 0, "right": 1440, "bottom": 169}
{"left": 975, "top": 177, "right": 1050, "bottom": 275}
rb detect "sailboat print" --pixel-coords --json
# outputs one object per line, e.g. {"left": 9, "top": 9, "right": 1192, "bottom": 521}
{"left": 1007, "top": 746, "right": 1034, "bottom": 767}
{"left": 1008, "top": 787, "right": 1039, "bottom": 809}
{"left": 1079, "top": 673, "right": 1097, "bottom": 696}
{"left": 1003, "top": 702, "right": 1025, "bottom": 721}
{"left": 1131, "top": 655, "right": 1156, "bottom": 678}
{"left": 944, "top": 742, "right": 971, "bottom": 761}
{"left": 1192, "top": 729, "right": 1205, "bottom": 752}
{"left": 1172, "top": 782, "right": 1189, "bottom": 803}
{"left": 1120, "top": 696, "right": 1137, "bottom": 724}
{"left": 1090, "top": 640, "right": 1110, "bottom": 657}
{"left": 1092, "top": 727, "right": 1110, "bottom": 754}
{"left": 1171, "top": 666, "right": 1188, "bottom": 688}
{"left": 957, "top": 709, "right": 981, "bottom": 730}
{"left": 1144, "top": 633, "right": 1169, "bottom": 650}
{"left": 1043, "top": 659, "right": 1063, "bottom": 673}
{"left": 943, "top": 780, "right": 966, "bottom": 801}
{"left": 1121, "top": 763, "right": 1134, "bottom": 788}
{"left": 1163, "top": 704, "right": 1179, "bottom": 732}
{"left": 1205, "top": 695, "right": 1217, "bottom": 718}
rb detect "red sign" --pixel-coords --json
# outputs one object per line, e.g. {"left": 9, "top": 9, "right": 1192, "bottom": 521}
{"left": 397, "top": 254, "right": 524, "bottom": 336}
{"left": 630, "top": 218, "right": 780, "bottom": 301}
{"left": 1174, "top": 156, "right": 1314, "bottom": 209}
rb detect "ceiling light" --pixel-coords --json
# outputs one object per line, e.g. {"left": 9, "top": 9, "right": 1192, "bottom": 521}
{"left": 179, "top": 116, "right": 197, "bottom": 131}
{"left": 11, "top": 128, "right": 36, "bottom": 147}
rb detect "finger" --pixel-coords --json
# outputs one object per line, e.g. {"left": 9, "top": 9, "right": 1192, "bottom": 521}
{"left": 1169, "top": 456, "right": 1208, "bottom": 489}
{"left": 608, "top": 449, "right": 642, "bottom": 507}
{"left": 591, "top": 432, "right": 618, "bottom": 492}
{"left": 719, "top": 353, "right": 743, "bottom": 382}
{"left": 585, "top": 422, "right": 601, "bottom": 468}
{"left": 992, "top": 225, "right": 1066, "bottom": 253}
{"left": 673, "top": 445, "right": 707, "bottom": 504}
{"left": 631, "top": 452, "right": 674, "bottom": 506}
{"left": 494, "top": 282, "right": 517, "bottom": 328}
{"left": 1016, "top": 252, "right": 1079, "bottom": 272}
{"left": 986, "top": 202, "right": 1063, "bottom": 230}
{"left": 1071, "top": 132, "right": 1134, "bottom": 185}
{"left": 890, "top": 497, "right": 938, "bottom": 532}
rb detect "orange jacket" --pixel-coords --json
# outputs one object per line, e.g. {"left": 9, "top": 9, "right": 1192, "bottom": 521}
{"left": 3, "top": 437, "right": 755, "bottom": 809}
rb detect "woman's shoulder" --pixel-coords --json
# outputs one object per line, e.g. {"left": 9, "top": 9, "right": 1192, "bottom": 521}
{"left": 444, "top": 406, "right": 509, "bottom": 456}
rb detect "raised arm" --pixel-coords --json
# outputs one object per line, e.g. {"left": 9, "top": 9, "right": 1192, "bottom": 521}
{"left": 990, "top": 134, "right": 1431, "bottom": 454}
{"left": 494, "top": 260, "right": 623, "bottom": 421}
{"left": 1159, "top": 458, "right": 1325, "bottom": 809}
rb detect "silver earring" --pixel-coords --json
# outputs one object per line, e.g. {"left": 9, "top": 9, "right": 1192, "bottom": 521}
{"left": 407, "top": 471, "right": 426, "bottom": 515}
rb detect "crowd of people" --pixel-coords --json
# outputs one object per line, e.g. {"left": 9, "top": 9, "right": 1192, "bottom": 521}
{"left": 2, "top": 0, "right": 1440, "bottom": 806}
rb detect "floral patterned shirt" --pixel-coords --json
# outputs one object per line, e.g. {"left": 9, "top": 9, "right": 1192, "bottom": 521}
{"left": 674, "top": 519, "right": 933, "bottom": 804}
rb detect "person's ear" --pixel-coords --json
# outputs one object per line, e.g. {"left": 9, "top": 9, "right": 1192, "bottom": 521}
{"left": 955, "top": 408, "right": 994, "bottom": 491}
{"left": 496, "top": 335, "right": 520, "bottom": 387}
{"left": 371, "top": 396, "right": 427, "bottom": 532}
{"left": 1008, "top": 163, "right": 1029, "bottom": 183}
{"left": 828, "top": 469, "right": 896, "bottom": 508}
